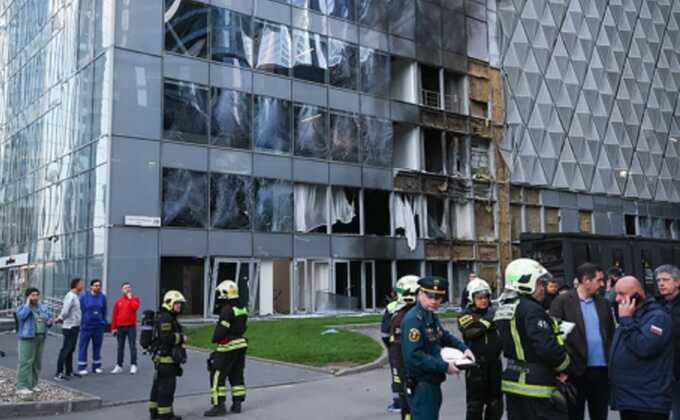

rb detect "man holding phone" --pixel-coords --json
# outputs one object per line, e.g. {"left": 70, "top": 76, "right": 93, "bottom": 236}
{"left": 609, "top": 276, "right": 673, "bottom": 420}
{"left": 654, "top": 265, "right": 680, "bottom": 420}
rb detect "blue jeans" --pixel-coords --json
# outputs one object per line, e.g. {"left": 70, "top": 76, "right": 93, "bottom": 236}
{"left": 672, "top": 380, "right": 680, "bottom": 419}
{"left": 116, "top": 325, "right": 137, "bottom": 366}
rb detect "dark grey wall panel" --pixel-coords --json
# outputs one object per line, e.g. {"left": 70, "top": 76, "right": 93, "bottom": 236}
{"left": 253, "top": 154, "right": 293, "bottom": 179}
{"left": 293, "top": 159, "right": 329, "bottom": 184}
{"left": 210, "top": 149, "right": 253, "bottom": 175}
{"left": 253, "top": 233, "right": 293, "bottom": 257}
{"left": 160, "top": 229, "right": 208, "bottom": 256}
{"left": 329, "top": 163, "right": 362, "bottom": 186}
{"left": 210, "top": 64, "right": 253, "bottom": 92}
{"left": 253, "top": 73, "right": 292, "bottom": 100}
{"left": 623, "top": 199, "right": 637, "bottom": 214}
{"left": 609, "top": 213, "right": 625, "bottom": 235}
{"left": 292, "top": 8, "right": 326, "bottom": 33}
{"left": 360, "top": 28, "right": 389, "bottom": 51}
{"left": 115, "top": 0, "right": 163, "bottom": 55}
{"left": 292, "top": 81, "right": 327, "bottom": 107}
{"left": 360, "top": 95, "right": 390, "bottom": 118}
{"left": 162, "top": 143, "right": 209, "bottom": 171}
{"left": 329, "top": 88, "right": 360, "bottom": 113}
{"left": 443, "top": 52, "right": 467, "bottom": 74}
{"left": 327, "top": 18, "right": 358, "bottom": 43}
{"left": 395, "top": 239, "right": 424, "bottom": 259}
{"left": 363, "top": 167, "right": 393, "bottom": 190}
{"left": 208, "top": 231, "right": 253, "bottom": 256}
{"left": 253, "top": 0, "right": 291, "bottom": 24}
{"left": 390, "top": 101, "right": 419, "bottom": 123}
{"left": 390, "top": 36, "right": 416, "bottom": 58}
{"left": 164, "top": 54, "right": 210, "bottom": 85}
{"left": 540, "top": 190, "right": 560, "bottom": 207}
{"left": 294, "top": 234, "right": 331, "bottom": 257}
{"left": 559, "top": 192, "right": 578, "bottom": 208}
{"left": 331, "top": 235, "right": 364, "bottom": 258}
{"left": 561, "top": 208, "right": 579, "bottom": 232}
{"left": 364, "top": 236, "right": 395, "bottom": 259}
{"left": 213, "top": 0, "right": 254, "bottom": 15}
{"left": 593, "top": 212, "right": 610, "bottom": 234}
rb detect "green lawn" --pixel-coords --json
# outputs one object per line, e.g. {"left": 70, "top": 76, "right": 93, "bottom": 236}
{"left": 186, "top": 311, "right": 460, "bottom": 368}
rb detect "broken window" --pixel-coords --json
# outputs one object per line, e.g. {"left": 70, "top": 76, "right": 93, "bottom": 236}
{"left": 526, "top": 205, "right": 541, "bottom": 233}
{"left": 162, "top": 168, "right": 208, "bottom": 228}
{"left": 448, "top": 134, "right": 468, "bottom": 176}
{"left": 253, "top": 20, "right": 291, "bottom": 76}
{"left": 328, "top": 38, "right": 358, "bottom": 90}
{"left": 294, "top": 104, "right": 328, "bottom": 158}
{"left": 291, "top": 0, "right": 327, "bottom": 14}
{"left": 358, "top": 0, "right": 388, "bottom": 32}
{"left": 397, "top": 260, "right": 421, "bottom": 279}
{"left": 416, "top": 0, "right": 442, "bottom": 51}
{"left": 391, "top": 57, "right": 418, "bottom": 103}
{"left": 211, "top": 8, "right": 252, "bottom": 67}
{"left": 545, "top": 208, "right": 560, "bottom": 233}
{"left": 294, "top": 184, "right": 328, "bottom": 233}
{"left": 164, "top": 0, "right": 208, "bottom": 58}
{"left": 453, "top": 201, "right": 474, "bottom": 239}
{"left": 420, "top": 65, "right": 441, "bottom": 108}
{"left": 387, "top": 0, "right": 415, "bottom": 39}
{"left": 578, "top": 210, "right": 592, "bottom": 234}
{"left": 638, "top": 216, "right": 651, "bottom": 237}
{"left": 470, "top": 137, "right": 491, "bottom": 179}
{"left": 331, "top": 187, "right": 360, "bottom": 234}
{"left": 444, "top": 71, "right": 465, "bottom": 114}
{"left": 474, "top": 201, "right": 495, "bottom": 241}
{"left": 393, "top": 123, "right": 420, "bottom": 170}
{"left": 360, "top": 47, "right": 390, "bottom": 97}
{"left": 210, "top": 173, "right": 252, "bottom": 230}
{"left": 424, "top": 129, "right": 444, "bottom": 173}
{"left": 330, "top": 112, "right": 360, "bottom": 162}
{"left": 364, "top": 189, "right": 391, "bottom": 236}
{"left": 254, "top": 96, "right": 292, "bottom": 153}
{"left": 510, "top": 204, "right": 522, "bottom": 241}
{"left": 164, "top": 79, "right": 209, "bottom": 144}
{"left": 625, "top": 214, "right": 636, "bottom": 235}
{"left": 427, "top": 196, "right": 448, "bottom": 239}
{"left": 653, "top": 218, "right": 670, "bottom": 239}
{"left": 328, "top": 0, "right": 356, "bottom": 21}
{"left": 210, "top": 88, "right": 251, "bottom": 149}
{"left": 292, "top": 30, "right": 328, "bottom": 84}
{"left": 375, "top": 260, "right": 392, "bottom": 307}
{"left": 394, "top": 193, "right": 420, "bottom": 250}
{"left": 253, "top": 178, "right": 293, "bottom": 232}
{"left": 361, "top": 116, "right": 393, "bottom": 167}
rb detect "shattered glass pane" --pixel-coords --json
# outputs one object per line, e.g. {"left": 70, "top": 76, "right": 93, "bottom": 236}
{"left": 361, "top": 116, "right": 393, "bottom": 167}
{"left": 211, "top": 8, "right": 253, "bottom": 67}
{"left": 358, "top": 0, "right": 388, "bottom": 32}
{"left": 427, "top": 196, "right": 448, "bottom": 239}
{"left": 253, "top": 178, "right": 293, "bottom": 232}
{"left": 210, "top": 173, "right": 252, "bottom": 230}
{"left": 294, "top": 104, "right": 328, "bottom": 158}
{"left": 254, "top": 96, "right": 292, "bottom": 154}
{"left": 164, "top": 0, "right": 209, "bottom": 58}
{"left": 293, "top": 30, "right": 328, "bottom": 84}
{"left": 163, "top": 79, "right": 209, "bottom": 144}
{"left": 327, "top": 0, "right": 356, "bottom": 21}
{"left": 416, "top": 0, "right": 442, "bottom": 51}
{"left": 471, "top": 137, "right": 491, "bottom": 179}
{"left": 254, "top": 20, "right": 292, "bottom": 76}
{"left": 291, "top": 0, "right": 328, "bottom": 14}
{"left": 210, "top": 88, "right": 251, "bottom": 149}
{"left": 387, "top": 0, "right": 415, "bottom": 39}
{"left": 330, "top": 112, "right": 360, "bottom": 162}
{"left": 360, "top": 47, "right": 390, "bottom": 97}
{"left": 328, "top": 38, "right": 358, "bottom": 90}
{"left": 364, "top": 189, "right": 390, "bottom": 235}
{"left": 162, "top": 168, "right": 208, "bottom": 228}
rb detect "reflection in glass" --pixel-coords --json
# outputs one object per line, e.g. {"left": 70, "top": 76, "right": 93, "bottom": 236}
{"left": 211, "top": 88, "right": 251, "bottom": 149}
{"left": 330, "top": 112, "right": 360, "bottom": 162}
{"left": 211, "top": 8, "right": 253, "bottom": 67}
{"left": 328, "top": 39, "right": 358, "bottom": 90}
{"left": 254, "top": 20, "right": 292, "bottom": 76}
{"left": 162, "top": 168, "right": 208, "bottom": 227}
{"left": 253, "top": 178, "right": 293, "bottom": 232}
{"left": 211, "top": 173, "right": 252, "bottom": 230}
{"left": 164, "top": 79, "right": 209, "bottom": 144}
{"left": 328, "top": 0, "right": 356, "bottom": 21}
{"left": 360, "top": 47, "right": 390, "bottom": 97}
{"left": 294, "top": 104, "right": 328, "bottom": 158}
{"left": 291, "top": 0, "right": 329, "bottom": 14}
{"left": 254, "top": 96, "right": 292, "bottom": 153}
{"left": 164, "top": 0, "right": 209, "bottom": 58}
{"left": 293, "top": 30, "right": 328, "bottom": 84}
{"left": 388, "top": 0, "right": 415, "bottom": 39}
{"left": 358, "top": 0, "right": 388, "bottom": 32}
{"left": 362, "top": 116, "right": 393, "bottom": 167}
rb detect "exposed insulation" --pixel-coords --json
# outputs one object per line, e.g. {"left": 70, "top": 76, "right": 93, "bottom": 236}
{"left": 526, "top": 205, "right": 541, "bottom": 233}
{"left": 545, "top": 208, "right": 560, "bottom": 233}
{"left": 475, "top": 201, "right": 495, "bottom": 241}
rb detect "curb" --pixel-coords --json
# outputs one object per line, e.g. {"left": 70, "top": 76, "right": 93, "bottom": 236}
{"left": 0, "top": 389, "right": 101, "bottom": 419}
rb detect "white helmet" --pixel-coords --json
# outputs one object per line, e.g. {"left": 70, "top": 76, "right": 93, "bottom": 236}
{"left": 395, "top": 275, "right": 420, "bottom": 304}
{"left": 467, "top": 278, "right": 492, "bottom": 303}
{"left": 216, "top": 280, "right": 239, "bottom": 300}
{"left": 505, "top": 258, "right": 550, "bottom": 295}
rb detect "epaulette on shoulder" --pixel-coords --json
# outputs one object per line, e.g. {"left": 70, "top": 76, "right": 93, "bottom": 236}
{"left": 415, "top": 310, "right": 423, "bottom": 321}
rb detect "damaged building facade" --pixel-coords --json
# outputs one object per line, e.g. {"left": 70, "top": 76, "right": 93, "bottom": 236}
{"left": 0, "top": 0, "right": 509, "bottom": 316}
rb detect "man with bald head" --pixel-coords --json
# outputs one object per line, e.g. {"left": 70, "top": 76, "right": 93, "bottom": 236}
{"left": 609, "top": 276, "right": 673, "bottom": 420}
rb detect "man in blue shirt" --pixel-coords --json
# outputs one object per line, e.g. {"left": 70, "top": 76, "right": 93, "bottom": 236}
{"left": 78, "top": 279, "right": 107, "bottom": 375}
{"left": 550, "top": 263, "right": 615, "bottom": 420}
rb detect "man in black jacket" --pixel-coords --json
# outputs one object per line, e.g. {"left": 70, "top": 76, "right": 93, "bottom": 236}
{"left": 550, "top": 263, "right": 615, "bottom": 420}
{"left": 655, "top": 265, "right": 680, "bottom": 419}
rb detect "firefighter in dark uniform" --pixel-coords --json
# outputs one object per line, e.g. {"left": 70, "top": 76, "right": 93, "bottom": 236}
{"left": 204, "top": 280, "right": 248, "bottom": 417}
{"left": 494, "top": 258, "right": 570, "bottom": 420}
{"left": 149, "top": 290, "right": 187, "bottom": 420}
{"left": 400, "top": 276, "right": 475, "bottom": 420}
{"left": 458, "top": 278, "right": 503, "bottom": 420}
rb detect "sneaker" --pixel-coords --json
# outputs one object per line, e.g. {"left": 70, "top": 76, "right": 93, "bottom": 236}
{"left": 32, "top": 386, "right": 42, "bottom": 393}
{"left": 16, "top": 389, "right": 33, "bottom": 398}
{"left": 111, "top": 365, "right": 123, "bottom": 374}
{"left": 94, "top": 368, "right": 103, "bottom": 374}
{"left": 386, "top": 402, "right": 401, "bottom": 413}
{"left": 69, "top": 372, "right": 82, "bottom": 378}
{"left": 130, "top": 364, "right": 138, "bottom": 375}
{"left": 54, "top": 374, "right": 69, "bottom": 382}
{"left": 77, "top": 369, "right": 88, "bottom": 376}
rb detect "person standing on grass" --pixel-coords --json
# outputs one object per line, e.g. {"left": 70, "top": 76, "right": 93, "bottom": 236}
{"left": 15, "top": 287, "right": 53, "bottom": 397}
{"left": 78, "top": 279, "right": 107, "bottom": 375}
{"left": 111, "top": 282, "right": 140, "bottom": 375}
{"left": 54, "top": 278, "right": 84, "bottom": 381}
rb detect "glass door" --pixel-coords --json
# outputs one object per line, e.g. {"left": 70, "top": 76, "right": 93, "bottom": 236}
{"left": 362, "top": 261, "right": 376, "bottom": 311}
{"left": 209, "top": 259, "right": 256, "bottom": 316}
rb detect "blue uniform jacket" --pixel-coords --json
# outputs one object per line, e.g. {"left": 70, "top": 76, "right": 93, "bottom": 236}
{"left": 400, "top": 302, "right": 467, "bottom": 383}
{"left": 609, "top": 300, "right": 673, "bottom": 414}
{"left": 80, "top": 292, "right": 107, "bottom": 329}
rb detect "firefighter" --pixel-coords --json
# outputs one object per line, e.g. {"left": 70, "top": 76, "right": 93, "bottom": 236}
{"left": 458, "top": 278, "right": 503, "bottom": 420}
{"left": 149, "top": 290, "right": 187, "bottom": 420}
{"left": 204, "top": 280, "right": 248, "bottom": 417}
{"left": 387, "top": 275, "right": 420, "bottom": 419}
{"left": 494, "top": 259, "right": 570, "bottom": 420}
{"left": 401, "top": 276, "right": 474, "bottom": 420}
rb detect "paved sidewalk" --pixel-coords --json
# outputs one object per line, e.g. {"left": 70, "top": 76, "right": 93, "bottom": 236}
{"left": 0, "top": 332, "right": 329, "bottom": 405}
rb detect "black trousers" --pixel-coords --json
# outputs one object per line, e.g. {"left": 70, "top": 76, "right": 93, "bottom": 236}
{"left": 56, "top": 327, "right": 79, "bottom": 375}
{"left": 619, "top": 410, "right": 668, "bottom": 420}
{"left": 396, "top": 367, "right": 411, "bottom": 420}
{"left": 506, "top": 394, "right": 568, "bottom": 420}
{"left": 116, "top": 325, "right": 137, "bottom": 366}
{"left": 209, "top": 349, "right": 246, "bottom": 407}
{"left": 465, "top": 361, "right": 503, "bottom": 420}
{"left": 570, "top": 367, "right": 609, "bottom": 420}
{"left": 149, "top": 363, "right": 179, "bottom": 418}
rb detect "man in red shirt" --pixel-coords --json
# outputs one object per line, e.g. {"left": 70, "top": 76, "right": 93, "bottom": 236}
{"left": 111, "top": 283, "right": 140, "bottom": 374}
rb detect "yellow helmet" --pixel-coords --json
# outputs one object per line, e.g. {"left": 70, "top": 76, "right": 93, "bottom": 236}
{"left": 162, "top": 290, "right": 186, "bottom": 311}
{"left": 216, "top": 280, "right": 239, "bottom": 300}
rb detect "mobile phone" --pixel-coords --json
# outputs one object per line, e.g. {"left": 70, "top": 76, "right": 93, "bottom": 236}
{"left": 630, "top": 292, "right": 643, "bottom": 305}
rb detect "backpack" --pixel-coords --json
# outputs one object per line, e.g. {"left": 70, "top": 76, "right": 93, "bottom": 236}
{"left": 140, "top": 310, "right": 157, "bottom": 352}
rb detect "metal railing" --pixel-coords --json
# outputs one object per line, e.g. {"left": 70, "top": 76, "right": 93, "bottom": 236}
{"left": 444, "top": 93, "right": 462, "bottom": 114}
{"left": 420, "top": 89, "right": 442, "bottom": 109}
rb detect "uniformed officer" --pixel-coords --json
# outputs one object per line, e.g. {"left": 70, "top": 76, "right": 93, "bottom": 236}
{"left": 494, "top": 259, "right": 570, "bottom": 420}
{"left": 400, "top": 276, "right": 475, "bottom": 420}
{"left": 458, "top": 278, "right": 503, "bottom": 420}
{"left": 149, "top": 290, "right": 188, "bottom": 420}
{"left": 204, "top": 280, "right": 248, "bottom": 417}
